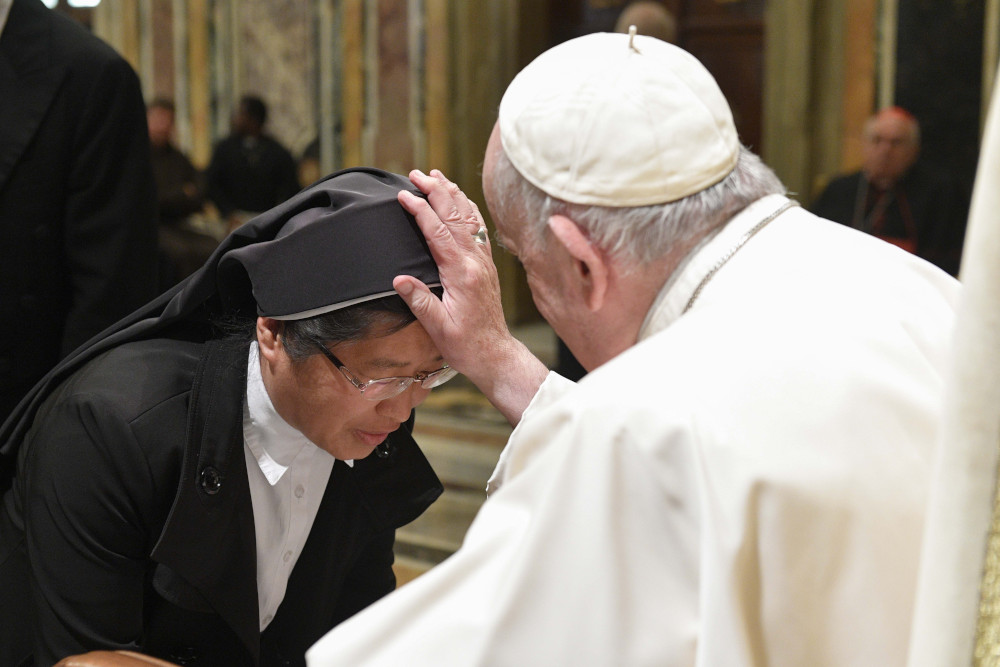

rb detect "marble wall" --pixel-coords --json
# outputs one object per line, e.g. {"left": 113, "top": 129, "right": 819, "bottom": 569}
{"left": 372, "top": 0, "right": 415, "bottom": 174}
{"left": 149, "top": 0, "right": 175, "bottom": 100}
{"left": 91, "top": 0, "right": 541, "bottom": 319}
{"left": 230, "top": 1, "right": 317, "bottom": 156}
{"left": 96, "top": 0, "right": 430, "bottom": 169}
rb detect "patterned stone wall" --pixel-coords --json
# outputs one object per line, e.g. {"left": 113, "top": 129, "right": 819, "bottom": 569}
{"left": 150, "top": 0, "right": 175, "bottom": 100}
{"left": 373, "top": 0, "right": 415, "bottom": 173}
{"left": 94, "top": 0, "right": 535, "bottom": 319}
{"left": 232, "top": 1, "right": 317, "bottom": 157}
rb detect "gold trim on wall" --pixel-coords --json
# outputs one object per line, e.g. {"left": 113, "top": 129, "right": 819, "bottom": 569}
{"left": 762, "top": 0, "right": 815, "bottom": 201}
{"left": 840, "top": 0, "right": 877, "bottom": 171}
{"left": 187, "top": 0, "right": 211, "bottom": 168}
{"left": 138, "top": 0, "right": 154, "bottom": 101}
{"left": 408, "top": 0, "right": 426, "bottom": 168}
{"left": 341, "top": 0, "right": 366, "bottom": 167}
{"left": 317, "top": 0, "right": 339, "bottom": 173}
{"left": 423, "top": 0, "right": 452, "bottom": 174}
{"left": 363, "top": 0, "right": 379, "bottom": 164}
{"left": 877, "top": 0, "right": 898, "bottom": 110}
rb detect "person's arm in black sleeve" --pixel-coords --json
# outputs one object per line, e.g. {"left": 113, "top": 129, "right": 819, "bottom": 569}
{"left": 157, "top": 151, "right": 205, "bottom": 222}
{"left": 22, "top": 395, "right": 160, "bottom": 665}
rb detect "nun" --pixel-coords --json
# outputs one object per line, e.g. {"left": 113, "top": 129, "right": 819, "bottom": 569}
{"left": 0, "top": 168, "right": 450, "bottom": 666}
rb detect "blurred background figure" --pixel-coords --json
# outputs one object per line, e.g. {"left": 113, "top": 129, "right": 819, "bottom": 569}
{"left": 811, "top": 106, "right": 969, "bottom": 276}
{"left": 205, "top": 94, "right": 301, "bottom": 233}
{"left": 0, "top": 0, "right": 158, "bottom": 427}
{"left": 298, "top": 137, "right": 322, "bottom": 189}
{"left": 614, "top": 0, "right": 677, "bottom": 43}
{"left": 147, "top": 97, "right": 218, "bottom": 287}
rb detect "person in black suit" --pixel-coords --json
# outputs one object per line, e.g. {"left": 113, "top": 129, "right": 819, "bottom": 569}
{"left": 0, "top": 0, "right": 159, "bottom": 426}
{"left": 0, "top": 169, "right": 450, "bottom": 666}
{"left": 811, "top": 106, "right": 969, "bottom": 276}
{"left": 205, "top": 95, "right": 301, "bottom": 233}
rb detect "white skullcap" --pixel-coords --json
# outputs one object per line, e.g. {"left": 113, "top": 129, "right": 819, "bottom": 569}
{"left": 498, "top": 30, "right": 739, "bottom": 207}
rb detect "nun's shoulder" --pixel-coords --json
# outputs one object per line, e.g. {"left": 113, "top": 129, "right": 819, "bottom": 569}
{"left": 50, "top": 338, "right": 210, "bottom": 422}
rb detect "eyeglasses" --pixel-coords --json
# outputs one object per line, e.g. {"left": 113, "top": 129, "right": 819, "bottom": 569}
{"left": 312, "top": 341, "right": 458, "bottom": 401}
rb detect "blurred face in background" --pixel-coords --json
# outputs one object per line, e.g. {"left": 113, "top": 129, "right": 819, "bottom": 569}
{"left": 147, "top": 105, "right": 175, "bottom": 149}
{"left": 862, "top": 108, "right": 920, "bottom": 190}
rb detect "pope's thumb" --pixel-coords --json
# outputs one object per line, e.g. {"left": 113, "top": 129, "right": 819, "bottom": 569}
{"left": 395, "top": 278, "right": 415, "bottom": 298}
{"left": 393, "top": 276, "right": 430, "bottom": 316}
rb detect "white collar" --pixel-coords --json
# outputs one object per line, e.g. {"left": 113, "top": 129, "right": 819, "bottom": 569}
{"left": 638, "top": 194, "right": 794, "bottom": 341}
{"left": 243, "top": 342, "right": 350, "bottom": 486}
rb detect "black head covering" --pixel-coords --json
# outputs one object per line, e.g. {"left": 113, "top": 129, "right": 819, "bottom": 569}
{"left": 0, "top": 167, "right": 438, "bottom": 464}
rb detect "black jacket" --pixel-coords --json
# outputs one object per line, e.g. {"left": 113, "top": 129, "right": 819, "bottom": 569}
{"left": 205, "top": 135, "right": 301, "bottom": 218}
{"left": 810, "top": 162, "right": 969, "bottom": 276}
{"left": 0, "top": 335, "right": 441, "bottom": 666}
{"left": 0, "top": 0, "right": 159, "bottom": 421}
{"left": 0, "top": 168, "right": 445, "bottom": 666}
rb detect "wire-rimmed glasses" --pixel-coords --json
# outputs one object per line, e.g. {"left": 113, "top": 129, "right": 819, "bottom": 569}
{"left": 312, "top": 341, "right": 457, "bottom": 401}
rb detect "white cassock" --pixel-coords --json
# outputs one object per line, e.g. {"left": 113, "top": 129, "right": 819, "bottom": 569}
{"left": 307, "top": 195, "right": 960, "bottom": 666}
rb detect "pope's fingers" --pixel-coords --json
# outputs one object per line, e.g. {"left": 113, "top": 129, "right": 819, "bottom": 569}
{"left": 393, "top": 275, "right": 475, "bottom": 365}
{"left": 429, "top": 169, "right": 483, "bottom": 231}
{"left": 398, "top": 190, "right": 466, "bottom": 265}
{"left": 406, "top": 169, "right": 440, "bottom": 196}
{"left": 393, "top": 274, "right": 460, "bottom": 342}
{"left": 406, "top": 170, "right": 463, "bottom": 228}
{"left": 409, "top": 169, "right": 483, "bottom": 234}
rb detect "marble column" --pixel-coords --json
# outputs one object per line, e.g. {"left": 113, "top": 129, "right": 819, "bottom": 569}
{"left": 372, "top": 0, "right": 415, "bottom": 173}
{"left": 149, "top": 0, "right": 175, "bottom": 101}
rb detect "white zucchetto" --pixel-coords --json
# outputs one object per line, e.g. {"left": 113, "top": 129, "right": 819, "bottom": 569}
{"left": 499, "top": 29, "right": 739, "bottom": 207}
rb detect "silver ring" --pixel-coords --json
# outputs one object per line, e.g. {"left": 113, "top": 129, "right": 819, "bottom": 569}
{"left": 473, "top": 226, "right": 488, "bottom": 246}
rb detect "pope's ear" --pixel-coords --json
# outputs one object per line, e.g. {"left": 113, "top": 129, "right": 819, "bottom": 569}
{"left": 548, "top": 214, "right": 609, "bottom": 311}
{"left": 256, "top": 317, "right": 283, "bottom": 360}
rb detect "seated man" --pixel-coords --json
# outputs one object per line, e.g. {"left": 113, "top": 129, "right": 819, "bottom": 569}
{"left": 811, "top": 106, "right": 969, "bottom": 275}
{"left": 0, "top": 169, "right": 453, "bottom": 666}
{"left": 307, "top": 31, "right": 960, "bottom": 665}
{"left": 205, "top": 95, "right": 301, "bottom": 232}
{"left": 147, "top": 97, "right": 219, "bottom": 286}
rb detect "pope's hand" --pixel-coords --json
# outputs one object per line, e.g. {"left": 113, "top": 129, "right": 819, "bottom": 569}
{"left": 395, "top": 169, "right": 548, "bottom": 425}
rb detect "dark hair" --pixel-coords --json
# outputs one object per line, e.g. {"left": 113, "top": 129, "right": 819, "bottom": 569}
{"left": 148, "top": 97, "right": 176, "bottom": 113}
{"left": 280, "top": 293, "right": 419, "bottom": 361}
{"left": 218, "top": 288, "right": 441, "bottom": 362}
{"left": 240, "top": 95, "right": 268, "bottom": 126}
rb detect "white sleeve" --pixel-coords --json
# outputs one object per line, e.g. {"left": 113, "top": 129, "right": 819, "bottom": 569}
{"left": 484, "top": 371, "right": 577, "bottom": 496}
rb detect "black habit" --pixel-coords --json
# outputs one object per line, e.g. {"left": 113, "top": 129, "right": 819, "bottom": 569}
{"left": 0, "top": 169, "right": 444, "bottom": 666}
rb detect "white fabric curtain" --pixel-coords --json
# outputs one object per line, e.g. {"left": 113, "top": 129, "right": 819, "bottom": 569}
{"left": 907, "top": 68, "right": 1000, "bottom": 667}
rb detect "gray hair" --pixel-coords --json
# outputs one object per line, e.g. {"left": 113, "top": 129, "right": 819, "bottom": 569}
{"left": 279, "top": 294, "right": 418, "bottom": 361}
{"left": 490, "top": 145, "right": 786, "bottom": 268}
